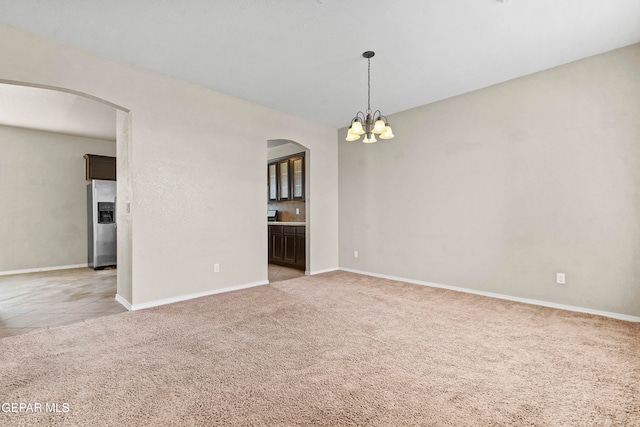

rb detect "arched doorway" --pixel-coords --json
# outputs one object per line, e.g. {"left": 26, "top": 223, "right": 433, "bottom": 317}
{"left": 267, "top": 139, "right": 310, "bottom": 283}
{"left": 0, "top": 79, "right": 133, "bottom": 307}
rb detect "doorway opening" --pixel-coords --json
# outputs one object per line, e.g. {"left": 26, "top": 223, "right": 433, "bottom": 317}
{"left": 267, "top": 139, "right": 309, "bottom": 283}
{"left": 0, "top": 80, "right": 133, "bottom": 336}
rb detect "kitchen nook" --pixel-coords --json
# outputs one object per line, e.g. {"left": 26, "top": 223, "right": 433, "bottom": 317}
{"left": 267, "top": 149, "right": 306, "bottom": 271}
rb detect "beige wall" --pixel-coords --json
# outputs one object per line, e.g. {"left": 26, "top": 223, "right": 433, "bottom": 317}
{"left": 339, "top": 44, "right": 640, "bottom": 317}
{"left": 0, "top": 124, "right": 116, "bottom": 272}
{"left": 0, "top": 23, "right": 339, "bottom": 307}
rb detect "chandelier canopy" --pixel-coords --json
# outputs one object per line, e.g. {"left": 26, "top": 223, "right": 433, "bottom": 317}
{"left": 346, "top": 51, "right": 394, "bottom": 143}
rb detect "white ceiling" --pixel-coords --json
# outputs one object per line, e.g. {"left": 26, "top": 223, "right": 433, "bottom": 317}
{"left": 1, "top": 0, "right": 639, "bottom": 135}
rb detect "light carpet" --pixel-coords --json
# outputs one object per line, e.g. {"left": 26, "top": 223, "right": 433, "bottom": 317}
{"left": 1, "top": 271, "right": 639, "bottom": 426}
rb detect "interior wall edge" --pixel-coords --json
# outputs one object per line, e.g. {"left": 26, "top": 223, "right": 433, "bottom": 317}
{"left": 115, "top": 294, "right": 132, "bottom": 311}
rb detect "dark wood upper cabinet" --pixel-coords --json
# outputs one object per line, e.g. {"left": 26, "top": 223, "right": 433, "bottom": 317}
{"left": 267, "top": 152, "right": 305, "bottom": 201}
{"left": 268, "top": 163, "right": 278, "bottom": 201}
{"left": 84, "top": 154, "right": 116, "bottom": 181}
{"left": 291, "top": 156, "right": 304, "bottom": 200}
{"left": 278, "top": 159, "right": 290, "bottom": 200}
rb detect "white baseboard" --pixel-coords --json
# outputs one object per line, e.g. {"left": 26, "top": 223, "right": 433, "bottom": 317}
{"left": 307, "top": 267, "right": 340, "bottom": 276}
{"left": 116, "top": 294, "right": 131, "bottom": 311}
{"left": 129, "top": 280, "right": 269, "bottom": 311}
{"left": 340, "top": 268, "right": 640, "bottom": 323}
{"left": 115, "top": 294, "right": 132, "bottom": 311}
{"left": 0, "top": 263, "right": 89, "bottom": 276}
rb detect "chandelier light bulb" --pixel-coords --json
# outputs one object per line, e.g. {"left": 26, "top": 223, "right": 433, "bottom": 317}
{"left": 373, "top": 119, "right": 386, "bottom": 134}
{"left": 345, "top": 129, "right": 361, "bottom": 141}
{"left": 363, "top": 133, "right": 377, "bottom": 143}
{"left": 379, "top": 125, "right": 394, "bottom": 140}
{"left": 350, "top": 120, "right": 365, "bottom": 135}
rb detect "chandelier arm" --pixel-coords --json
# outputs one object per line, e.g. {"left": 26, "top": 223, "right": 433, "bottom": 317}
{"left": 351, "top": 111, "right": 366, "bottom": 124}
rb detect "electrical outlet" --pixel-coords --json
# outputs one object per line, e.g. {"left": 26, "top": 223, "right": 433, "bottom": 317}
{"left": 214, "top": 263, "right": 220, "bottom": 273}
{"left": 296, "top": 208, "right": 300, "bottom": 215}
{"left": 556, "top": 272, "right": 565, "bottom": 285}
{"left": 354, "top": 250, "right": 358, "bottom": 258}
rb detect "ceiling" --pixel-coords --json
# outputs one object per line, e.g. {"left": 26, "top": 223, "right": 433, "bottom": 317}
{"left": 1, "top": 0, "right": 639, "bottom": 137}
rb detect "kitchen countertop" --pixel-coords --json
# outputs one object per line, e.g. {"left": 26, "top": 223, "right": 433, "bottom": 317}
{"left": 268, "top": 221, "right": 306, "bottom": 226}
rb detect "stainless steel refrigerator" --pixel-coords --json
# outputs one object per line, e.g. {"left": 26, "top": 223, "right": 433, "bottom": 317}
{"left": 87, "top": 180, "right": 117, "bottom": 269}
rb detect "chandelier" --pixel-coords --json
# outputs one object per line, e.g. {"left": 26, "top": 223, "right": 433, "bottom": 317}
{"left": 345, "top": 51, "right": 394, "bottom": 143}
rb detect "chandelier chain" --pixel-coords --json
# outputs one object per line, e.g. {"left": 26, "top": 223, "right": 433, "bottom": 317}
{"left": 367, "top": 57, "right": 371, "bottom": 112}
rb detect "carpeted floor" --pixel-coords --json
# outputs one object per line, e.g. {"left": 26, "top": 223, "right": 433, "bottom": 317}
{"left": 1, "top": 271, "right": 639, "bottom": 426}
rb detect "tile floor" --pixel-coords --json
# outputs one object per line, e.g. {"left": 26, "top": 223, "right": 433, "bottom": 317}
{"left": 268, "top": 264, "right": 306, "bottom": 283}
{"left": 0, "top": 264, "right": 305, "bottom": 339}
{"left": 0, "top": 267, "right": 126, "bottom": 338}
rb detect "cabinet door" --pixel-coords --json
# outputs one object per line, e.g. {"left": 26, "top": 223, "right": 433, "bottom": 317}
{"left": 268, "top": 163, "right": 277, "bottom": 201}
{"left": 291, "top": 156, "right": 304, "bottom": 200}
{"left": 269, "top": 226, "right": 284, "bottom": 262}
{"left": 278, "top": 159, "right": 290, "bottom": 200}
{"left": 84, "top": 154, "right": 116, "bottom": 181}
{"left": 283, "top": 227, "right": 296, "bottom": 264}
{"left": 295, "top": 227, "right": 305, "bottom": 269}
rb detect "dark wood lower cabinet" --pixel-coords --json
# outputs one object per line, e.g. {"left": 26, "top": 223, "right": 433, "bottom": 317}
{"left": 283, "top": 229, "right": 296, "bottom": 264}
{"left": 269, "top": 225, "right": 305, "bottom": 270}
{"left": 270, "top": 226, "right": 284, "bottom": 262}
{"left": 294, "top": 229, "right": 305, "bottom": 269}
